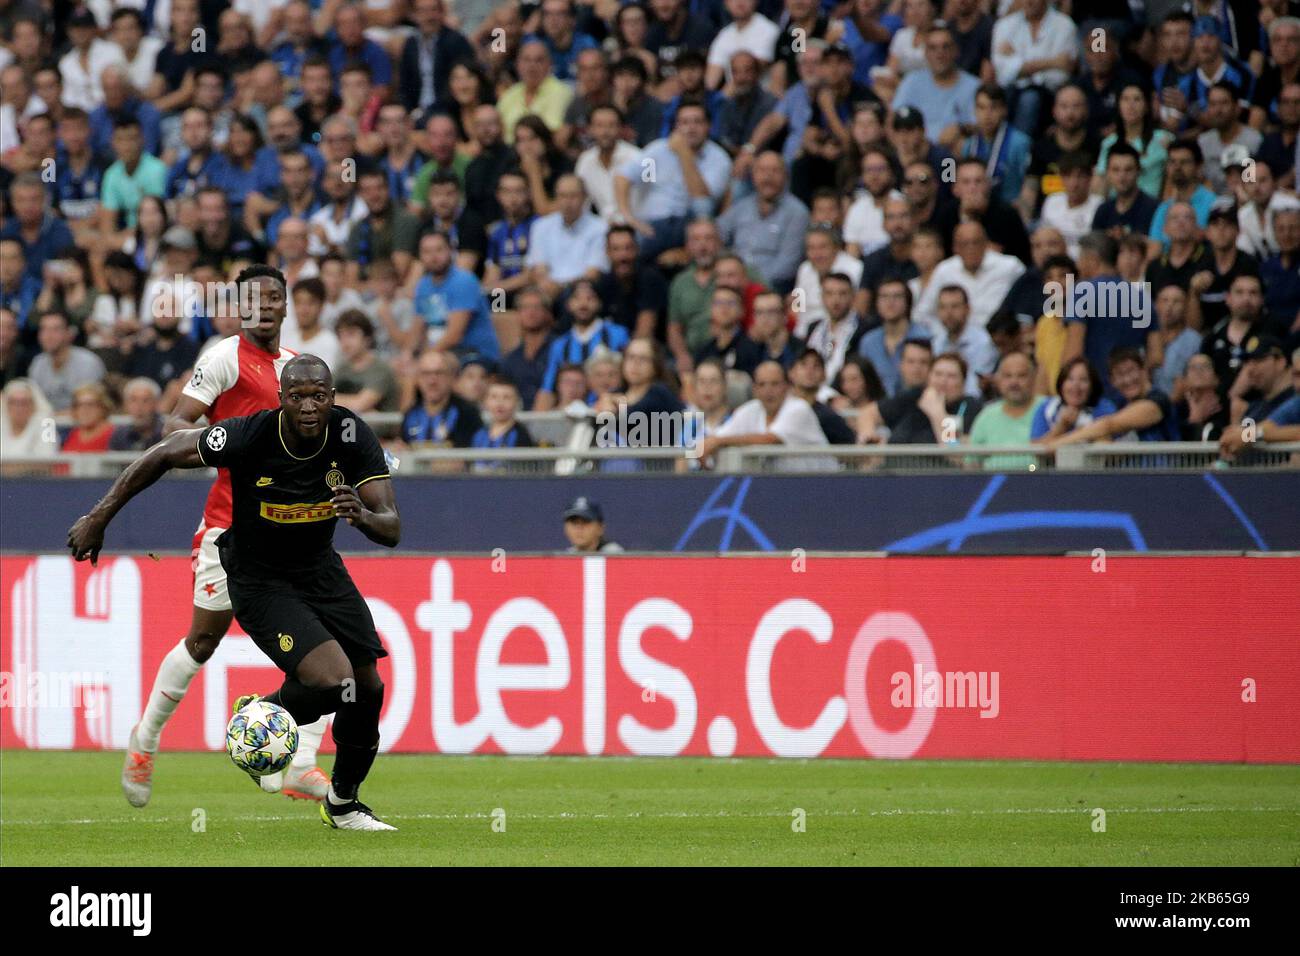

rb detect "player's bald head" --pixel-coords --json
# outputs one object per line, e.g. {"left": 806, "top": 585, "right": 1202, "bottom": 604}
{"left": 281, "top": 354, "right": 333, "bottom": 389}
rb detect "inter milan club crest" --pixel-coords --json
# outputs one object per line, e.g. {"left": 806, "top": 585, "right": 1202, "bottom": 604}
{"left": 278, "top": 632, "right": 294, "bottom": 652}
{"left": 325, "top": 462, "right": 345, "bottom": 489}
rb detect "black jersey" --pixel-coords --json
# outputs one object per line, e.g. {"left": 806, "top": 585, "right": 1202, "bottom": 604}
{"left": 196, "top": 406, "right": 390, "bottom": 576}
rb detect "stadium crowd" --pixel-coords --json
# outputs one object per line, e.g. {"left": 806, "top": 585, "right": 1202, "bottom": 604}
{"left": 2, "top": 0, "right": 1300, "bottom": 469}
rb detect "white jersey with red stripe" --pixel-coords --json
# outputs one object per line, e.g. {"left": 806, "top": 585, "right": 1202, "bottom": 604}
{"left": 182, "top": 334, "right": 296, "bottom": 532}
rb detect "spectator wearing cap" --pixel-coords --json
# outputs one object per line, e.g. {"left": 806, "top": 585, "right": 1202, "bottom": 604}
{"left": 498, "top": 40, "right": 574, "bottom": 143}
{"left": 1219, "top": 347, "right": 1300, "bottom": 457}
{"left": 1147, "top": 141, "right": 1218, "bottom": 253}
{"left": 615, "top": 103, "right": 732, "bottom": 262}
{"left": 858, "top": 278, "right": 930, "bottom": 396}
{"left": 1197, "top": 82, "right": 1262, "bottom": 193}
{"left": 27, "top": 310, "right": 106, "bottom": 414}
{"left": 109, "top": 376, "right": 164, "bottom": 451}
{"left": 958, "top": 84, "right": 1032, "bottom": 209}
{"left": 891, "top": 21, "right": 981, "bottom": 146}
{"left": 705, "top": 0, "right": 779, "bottom": 90}
{"left": 1091, "top": 142, "right": 1160, "bottom": 241}
{"left": 788, "top": 347, "right": 856, "bottom": 444}
{"left": 335, "top": 310, "right": 400, "bottom": 413}
{"left": 563, "top": 497, "right": 623, "bottom": 553}
{"left": 501, "top": 287, "right": 557, "bottom": 410}
{"left": 398, "top": 0, "right": 476, "bottom": 114}
{"left": 1199, "top": 273, "right": 1269, "bottom": 388}
{"left": 698, "top": 359, "right": 832, "bottom": 471}
{"left": 402, "top": 349, "right": 483, "bottom": 447}
{"left": 534, "top": 279, "right": 630, "bottom": 410}
{"left": 1, "top": 173, "right": 76, "bottom": 284}
{"left": 888, "top": 107, "right": 955, "bottom": 202}
{"left": 1227, "top": 334, "right": 1296, "bottom": 428}
{"left": 920, "top": 221, "right": 1025, "bottom": 331}
{"left": 1260, "top": 207, "right": 1300, "bottom": 326}
{"left": 1177, "top": 15, "right": 1256, "bottom": 120}
{"left": 526, "top": 174, "right": 609, "bottom": 302}
{"left": 991, "top": 0, "right": 1078, "bottom": 137}
{"left": 58, "top": 7, "right": 124, "bottom": 112}
{"left": 595, "top": 224, "right": 669, "bottom": 340}
{"left": 1187, "top": 198, "right": 1259, "bottom": 329}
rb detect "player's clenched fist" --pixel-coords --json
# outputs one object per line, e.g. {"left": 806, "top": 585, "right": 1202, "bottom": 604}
{"left": 67, "top": 514, "right": 105, "bottom": 565}
{"left": 331, "top": 485, "right": 366, "bottom": 525}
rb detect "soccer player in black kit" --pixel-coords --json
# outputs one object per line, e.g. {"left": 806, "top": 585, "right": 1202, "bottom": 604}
{"left": 69, "top": 288, "right": 402, "bottom": 831}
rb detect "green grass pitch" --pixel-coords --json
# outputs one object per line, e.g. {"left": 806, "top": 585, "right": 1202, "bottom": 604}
{"left": 2, "top": 751, "right": 1297, "bottom": 866}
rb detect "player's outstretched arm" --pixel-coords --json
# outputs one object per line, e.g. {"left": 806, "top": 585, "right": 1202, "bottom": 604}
{"left": 331, "top": 479, "right": 401, "bottom": 548}
{"left": 67, "top": 428, "right": 210, "bottom": 564}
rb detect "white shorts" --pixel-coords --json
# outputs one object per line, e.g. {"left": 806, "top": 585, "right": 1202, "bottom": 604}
{"left": 191, "top": 523, "right": 231, "bottom": 612}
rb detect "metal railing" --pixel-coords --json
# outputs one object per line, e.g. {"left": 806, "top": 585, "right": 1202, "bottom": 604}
{"left": 4, "top": 442, "right": 1297, "bottom": 478}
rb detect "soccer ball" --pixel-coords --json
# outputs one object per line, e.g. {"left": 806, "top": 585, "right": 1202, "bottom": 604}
{"left": 226, "top": 700, "right": 299, "bottom": 776}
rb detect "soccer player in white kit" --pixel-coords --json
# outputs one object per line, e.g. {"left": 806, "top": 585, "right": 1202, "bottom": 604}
{"left": 121, "top": 266, "right": 333, "bottom": 806}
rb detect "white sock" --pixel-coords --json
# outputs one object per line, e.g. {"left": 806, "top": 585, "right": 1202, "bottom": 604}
{"left": 137, "top": 639, "right": 203, "bottom": 752}
{"left": 293, "top": 717, "right": 329, "bottom": 769}
{"left": 326, "top": 784, "right": 348, "bottom": 807}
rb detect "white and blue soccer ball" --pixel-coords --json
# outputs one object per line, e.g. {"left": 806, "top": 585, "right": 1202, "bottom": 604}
{"left": 226, "top": 700, "right": 299, "bottom": 776}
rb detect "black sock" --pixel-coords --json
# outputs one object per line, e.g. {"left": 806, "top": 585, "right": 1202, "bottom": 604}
{"left": 271, "top": 678, "right": 342, "bottom": 726}
{"left": 330, "top": 739, "right": 378, "bottom": 801}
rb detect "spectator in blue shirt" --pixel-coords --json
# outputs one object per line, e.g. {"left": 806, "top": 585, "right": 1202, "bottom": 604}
{"left": 842, "top": 0, "right": 904, "bottom": 86}
{"left": 209, "top": 115, "right": 263, "bottom": 216}
{"left": 959, "top": 84, "right": 1032, "bottom": 208}
{"left": 858, "top": 278, "right": 932, "bottom": 395}
{"left": 412, "top": 231, "right": 500, "bottom": 360}
{"left": 1030, "top": 356, "right": 1118, "bottom": 441}
{"left": 271, "top": 0, "right": 329, "bottom": 98}
{"left": 615, "top": 103, "right": 733, "bottom": 261}
{"left": 0, "top": 240, "right": 42, "bottom": 333}
{"left": 892, "top": 23, "right": 980, "bottom": 146}
{"left": 1260, "top": 206, "right": 1300, "bottom": 327}
{"left": 534, "top": 279, "right": 631, "bottom": 409}
{"left": 1148, "top": 140, "right": 1219, "bottom": 250}
{"left": 89, "top": 66, "right": 162, "bottom": 160}
{"left": 328, "top": 3, "right": 393, "bottom": 94}
{"left": 1179, "top": 16, "right": 1256, "bottom": 121}
{"left": 1044, "top": 346, "right": 1181, "bottom": 448}
{"left": 527, "top": 0, "right": 600, "bottom": 83}
{"left": 471, "top": 377, "right": 536, "bottom": 467}
{"left": 165, "top": 108, "right": 223, "bottom": 200}
{"left": 1, "top": 174, "right": 76, "bottom": 284}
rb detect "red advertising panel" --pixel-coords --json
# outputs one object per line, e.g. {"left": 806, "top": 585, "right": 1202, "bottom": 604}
{"left": 2, "top": 555, "right": 1296, "bottom": 762}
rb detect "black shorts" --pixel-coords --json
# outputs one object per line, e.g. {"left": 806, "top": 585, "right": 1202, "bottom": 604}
{"left": 220, "top": 549, "right": 386, "bottom": 676}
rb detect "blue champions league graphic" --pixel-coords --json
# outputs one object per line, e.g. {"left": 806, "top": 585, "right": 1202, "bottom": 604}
{"left": 3, "top": 472, "right": 1296, "bottom": 554}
